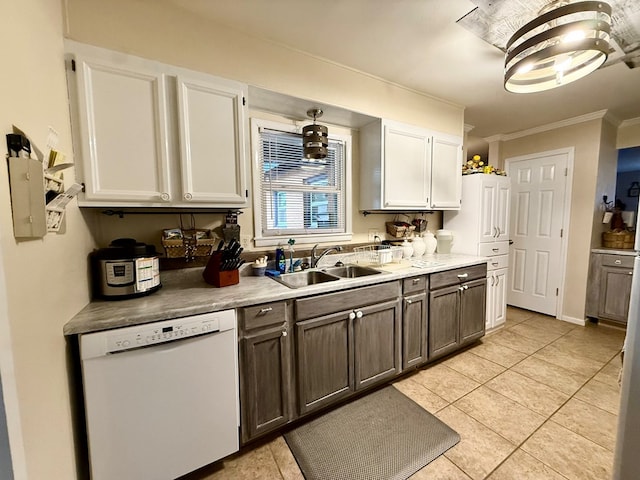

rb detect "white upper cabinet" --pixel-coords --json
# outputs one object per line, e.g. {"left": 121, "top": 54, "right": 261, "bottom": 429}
{"left": 176, "top": 75, "right": 247, "bottom": 205}
{"left": 359, "top": 119, "right": 462, "bottom": 211}
{"left": 71, "top": 54, "right": 173, "bottom": 204}
{"left": 67, "top": 42, "right": 248, "bottom": 208}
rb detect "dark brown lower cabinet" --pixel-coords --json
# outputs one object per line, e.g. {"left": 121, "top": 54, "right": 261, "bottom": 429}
{"left": 402, "top": 276, "right": 428, "bottom": 370}
{"left": 296, "top": 311, "right": 354, "bottom": 415}
{"left": 239, "top": 302, "right": 293, "bottom": 444}
{"left": 295, "top": 281, "right": 402, "bottom": 415}
{"left": 429, "top": 264, "right": 487, "bottom": 360}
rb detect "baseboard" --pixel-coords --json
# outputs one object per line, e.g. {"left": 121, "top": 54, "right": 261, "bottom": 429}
{"left": 558, "top": 315, "right": 586, "bottom": 326}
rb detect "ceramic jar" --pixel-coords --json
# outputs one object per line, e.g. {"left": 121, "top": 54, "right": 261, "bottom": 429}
{"left": 436, "top": 229, "right": 454, "bottom": 254}
{"left": 411, "top": 235, "right": 426, "bottom": 257}
{"left": 423, "top": 232, "right": 437, "bottom": 254}
{"left": 401, "top": 239, "right": 414, "bottom": 259}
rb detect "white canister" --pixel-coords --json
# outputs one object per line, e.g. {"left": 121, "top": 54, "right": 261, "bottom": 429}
{"left": 401, "top": 239, "right": 414, "bottom": 259}
{"left": 436, "top": 229, "right": 454, "bottom": 254}
{"left": 423, "top": 232, "right": 437, "bottom": 254}
{"left": 412, "top": 235, "right": 426, "bottom": 257}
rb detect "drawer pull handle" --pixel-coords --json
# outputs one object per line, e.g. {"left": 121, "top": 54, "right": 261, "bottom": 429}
{"left": 492, "top": 262, "right": 499, "bottom": 267}
{"left": 457, "top": 273, "right": 468, "bottom": 279}
{"left": 413, "top": 278, "right": 420, "bottom": 284}
{"left": 615, "top": 260, "right": 621, "bottom": 264}
{"left": 259, "top": 307, "right": 273, "bottom": 314}
{"left": 492, "top": 248, "right": 499, "bottom": 252}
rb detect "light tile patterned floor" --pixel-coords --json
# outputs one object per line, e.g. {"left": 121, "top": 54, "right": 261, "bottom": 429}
{"left": 182, "top": 307, "right": 625, "bottom": 480}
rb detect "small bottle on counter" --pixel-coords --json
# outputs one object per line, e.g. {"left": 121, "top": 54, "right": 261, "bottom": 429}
{"left": 275, "top": 248, "right": 286, "bottom": 274}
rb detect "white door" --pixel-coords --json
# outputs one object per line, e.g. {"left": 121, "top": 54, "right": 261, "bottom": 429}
{"left": 176, "top": 75, "right": 248, "bottom": 205}
{"left": 506, "top": 151, "right": 569, "bottom": 316}
{"left": 383, "top": 122, "right": 431, "bottom": 208}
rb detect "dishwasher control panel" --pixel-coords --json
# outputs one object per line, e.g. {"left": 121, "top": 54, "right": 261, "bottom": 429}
{"left": 80, "top": 310, "right": 236, "bottom": 357}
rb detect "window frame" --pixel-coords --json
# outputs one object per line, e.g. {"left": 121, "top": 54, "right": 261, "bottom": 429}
{"left": 250, "top": 118, "right": 352, "bottom": 247}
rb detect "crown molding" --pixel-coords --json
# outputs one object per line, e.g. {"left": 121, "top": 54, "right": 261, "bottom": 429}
{"left": 464, "top": 123, "right": 475, "bottom": 133}
{"left": 620, "top": 117, "right": 640, "bottom": 128}
{"left": 483, "top": 134, "right": 505, "bottom": 143}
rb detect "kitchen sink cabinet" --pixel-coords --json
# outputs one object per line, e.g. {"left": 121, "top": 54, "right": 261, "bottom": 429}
{"left": 295, "top": 282, "right": 402, "bottom": 415}
{"left": 359, "top": 119, "right": 462, "bottom": 211}
{"left": 586, "top": 252, "right": 634, "bottom": 325}
{"left": 402, "top": 276, "right": 429, "bottom": 370}
{"left": 66, "top": 42, "right": 248, "bottom": 209}
{"left": 238, "top": 301, "right": 293, "bottom": 444}
{"left": 429, "top": 264, "right": 487, "bottom": 360}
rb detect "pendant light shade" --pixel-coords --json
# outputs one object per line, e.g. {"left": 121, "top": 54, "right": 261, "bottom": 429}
{"left": 303, "top": 108, "right": 328, "bottom": 159}
{"left": 504, "top": 1, "right": 612, "bottom": 93}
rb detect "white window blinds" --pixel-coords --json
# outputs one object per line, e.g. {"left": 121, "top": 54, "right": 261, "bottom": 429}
{"left": 257, "top": 127, "right": 346, "bottom": 237}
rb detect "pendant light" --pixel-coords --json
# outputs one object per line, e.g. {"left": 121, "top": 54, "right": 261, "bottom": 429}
{"left": 302, "top": 108, "right": 328, "bottom": 159}
{"left": 504, "top": 1, "right": 612, "bottom": 93}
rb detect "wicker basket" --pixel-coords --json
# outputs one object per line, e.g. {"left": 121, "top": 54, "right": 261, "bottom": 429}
{"left": 161, "top": 229, "right": 216, "bottom": 258}
{"left": 385, "top": 222, "right": 416, "bottom": 238}
{"left": 602, "top": 230, "right": 635, "bottom": 249}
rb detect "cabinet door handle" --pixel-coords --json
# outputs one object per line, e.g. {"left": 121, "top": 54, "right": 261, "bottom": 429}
{"left": 457, "top": 273, "right": 468, "bottom": 279}
{"left": 282, "top": 330, "right": 288, "bottom": 337}
{"left": 406, "top": 299, "right": 413, "bottom": 305}
{"left": 259, "top": 307, "right": 273, "bottom": 314}
{"left": 355, "top": 310, "right": 364, "bottom": 319}
{"left": 183, "top": 192, "right": 193, "bottom": 201}
{"left": 348, "top": 312, "right": 356, "bottom": 320}
{"left": 629, "top": 271, "right": 634, "bottom": 275}
{"left": 464, "top": 284, "right": 469, "bottom": 290}
{"left": 495, "top": 276, "right": 499, "bottom": 286}
{"left": 458, "top": 286, "right": 464, "bottom": 292}
{"left": 160, "top": 193, "right": 170, "bottom": 201}
{"left": 490, "top": 275, "right": 495, "bottom": 286}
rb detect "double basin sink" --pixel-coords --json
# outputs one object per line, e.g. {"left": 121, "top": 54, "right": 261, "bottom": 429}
{"left": 271, "top": 264, "right": 382, "bottom": 289}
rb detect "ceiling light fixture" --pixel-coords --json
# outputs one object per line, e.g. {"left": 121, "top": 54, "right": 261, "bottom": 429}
{"left": 302, "top": 108, "right": 328, "bottom": 159}
{"left": 504, "top": 1, "right": 612, "bottom": 93}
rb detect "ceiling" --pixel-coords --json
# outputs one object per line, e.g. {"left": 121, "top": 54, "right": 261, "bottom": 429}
{"left": 162, "top": 0, "right": 640, "bottom": 153}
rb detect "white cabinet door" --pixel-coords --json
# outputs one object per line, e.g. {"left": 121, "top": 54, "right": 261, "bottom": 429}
{"left": 176, "top": 75, "right": 248, "bottom": 205}
{"left": 430, "top": 133, "right": 462, "bottom": 209}
{"left": 72, "top": 55, "right": 172, "bottom": 204}
{"left": 495, "top": 179, "right": 511, "bottom": 241}
{"left": 479, "top": 179, "right": 498, "bottom": 242}
{"left": 383, "top": 122, "right": 431, "bottom": 209}
{"left": 486, "top": 267, "right": 508, "bottom": 329}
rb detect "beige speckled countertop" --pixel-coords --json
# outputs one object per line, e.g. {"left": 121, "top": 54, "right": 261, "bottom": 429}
{"left": 64, "top": 253, "right": 488, "bottom": 336}
{"left": 591, "top": 247, "right": 637, "bottom": 256}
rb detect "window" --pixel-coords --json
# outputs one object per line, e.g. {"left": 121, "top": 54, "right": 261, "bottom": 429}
{"left": 251, "top": 119, "right": 352, "bottom": 246}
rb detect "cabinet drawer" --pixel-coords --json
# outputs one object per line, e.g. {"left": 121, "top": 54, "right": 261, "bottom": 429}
{"left": 296, "top": 281, "right": 401, "bottom": 321}
{"left": 430, "top": 264, "right": 487, "bottom": 290}
{"left": 478, "top": 241, "right": 509, "bottom": 257}
{"left": 601, "top": 254, "right": 634, "bottom": 268}
{"left": 403, "top": 275, "right": 428, "bottom": 294}
{"left": 487, "top": 254, "right": 509, "bottom": 271}
{"left": 241, "top": 301, "right": 287, "bottom": 330}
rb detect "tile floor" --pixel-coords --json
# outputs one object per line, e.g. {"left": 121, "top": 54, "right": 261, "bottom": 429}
{"left": 184, "top": 307, "right": 625, "bottom": 480}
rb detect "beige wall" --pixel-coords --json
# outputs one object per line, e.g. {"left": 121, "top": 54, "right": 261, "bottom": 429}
{"left": 593, "top": 120, "right": 620, "bottom": 246}
{"left": 500, "top": 119, "right": 604, "bottom": 322}
{"left": 62, "top": 0, "right": 457, "bottom": 251}
{"left": 0, "top": 0, "right": 96, "bottom": 478}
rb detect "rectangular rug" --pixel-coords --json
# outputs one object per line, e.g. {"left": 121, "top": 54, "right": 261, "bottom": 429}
{"left": 284, "top": 386, "right": 460, "bottom": 480}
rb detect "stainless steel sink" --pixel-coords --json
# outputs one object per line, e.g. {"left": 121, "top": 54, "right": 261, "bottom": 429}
{"left": 322, "top": 265, "right": 382, "bottom": 278}
{"left": 270, "top": 270, "right": 341, "bottom": 289}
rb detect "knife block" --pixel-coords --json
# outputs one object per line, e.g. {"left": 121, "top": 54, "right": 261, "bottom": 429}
{"left": 203, "top": 252, "right": 240, "bottom": 287}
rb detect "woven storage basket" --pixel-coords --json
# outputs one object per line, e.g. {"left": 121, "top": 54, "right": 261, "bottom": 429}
{"left": 602, "top": 230, "right": 635, "bottom": 249}
{"left": 161, "top": 229, "right": 216, "bottom": 258}
{"left": 386, "top": 222, "right": 416, "bottom": 238}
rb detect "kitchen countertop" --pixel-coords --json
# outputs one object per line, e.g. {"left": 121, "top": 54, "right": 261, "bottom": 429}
{"left": 63, "top": 253, "right": 488, "bottom": 336}
{"left": 591, "top": 247, "right": 637, "bottom": 256}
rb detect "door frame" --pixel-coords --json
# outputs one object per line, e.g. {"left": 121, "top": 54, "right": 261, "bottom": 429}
{"left": 505, "top": 147, "right": 575, "bottom": 321}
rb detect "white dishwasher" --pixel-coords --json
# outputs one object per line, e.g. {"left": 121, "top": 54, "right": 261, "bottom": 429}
{"left": 80, "top": 309, "right": 239, "bottom": 480}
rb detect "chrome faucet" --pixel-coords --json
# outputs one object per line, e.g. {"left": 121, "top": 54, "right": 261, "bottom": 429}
{"left": 310, "top": 244, "right": 343, "bottom": 268}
